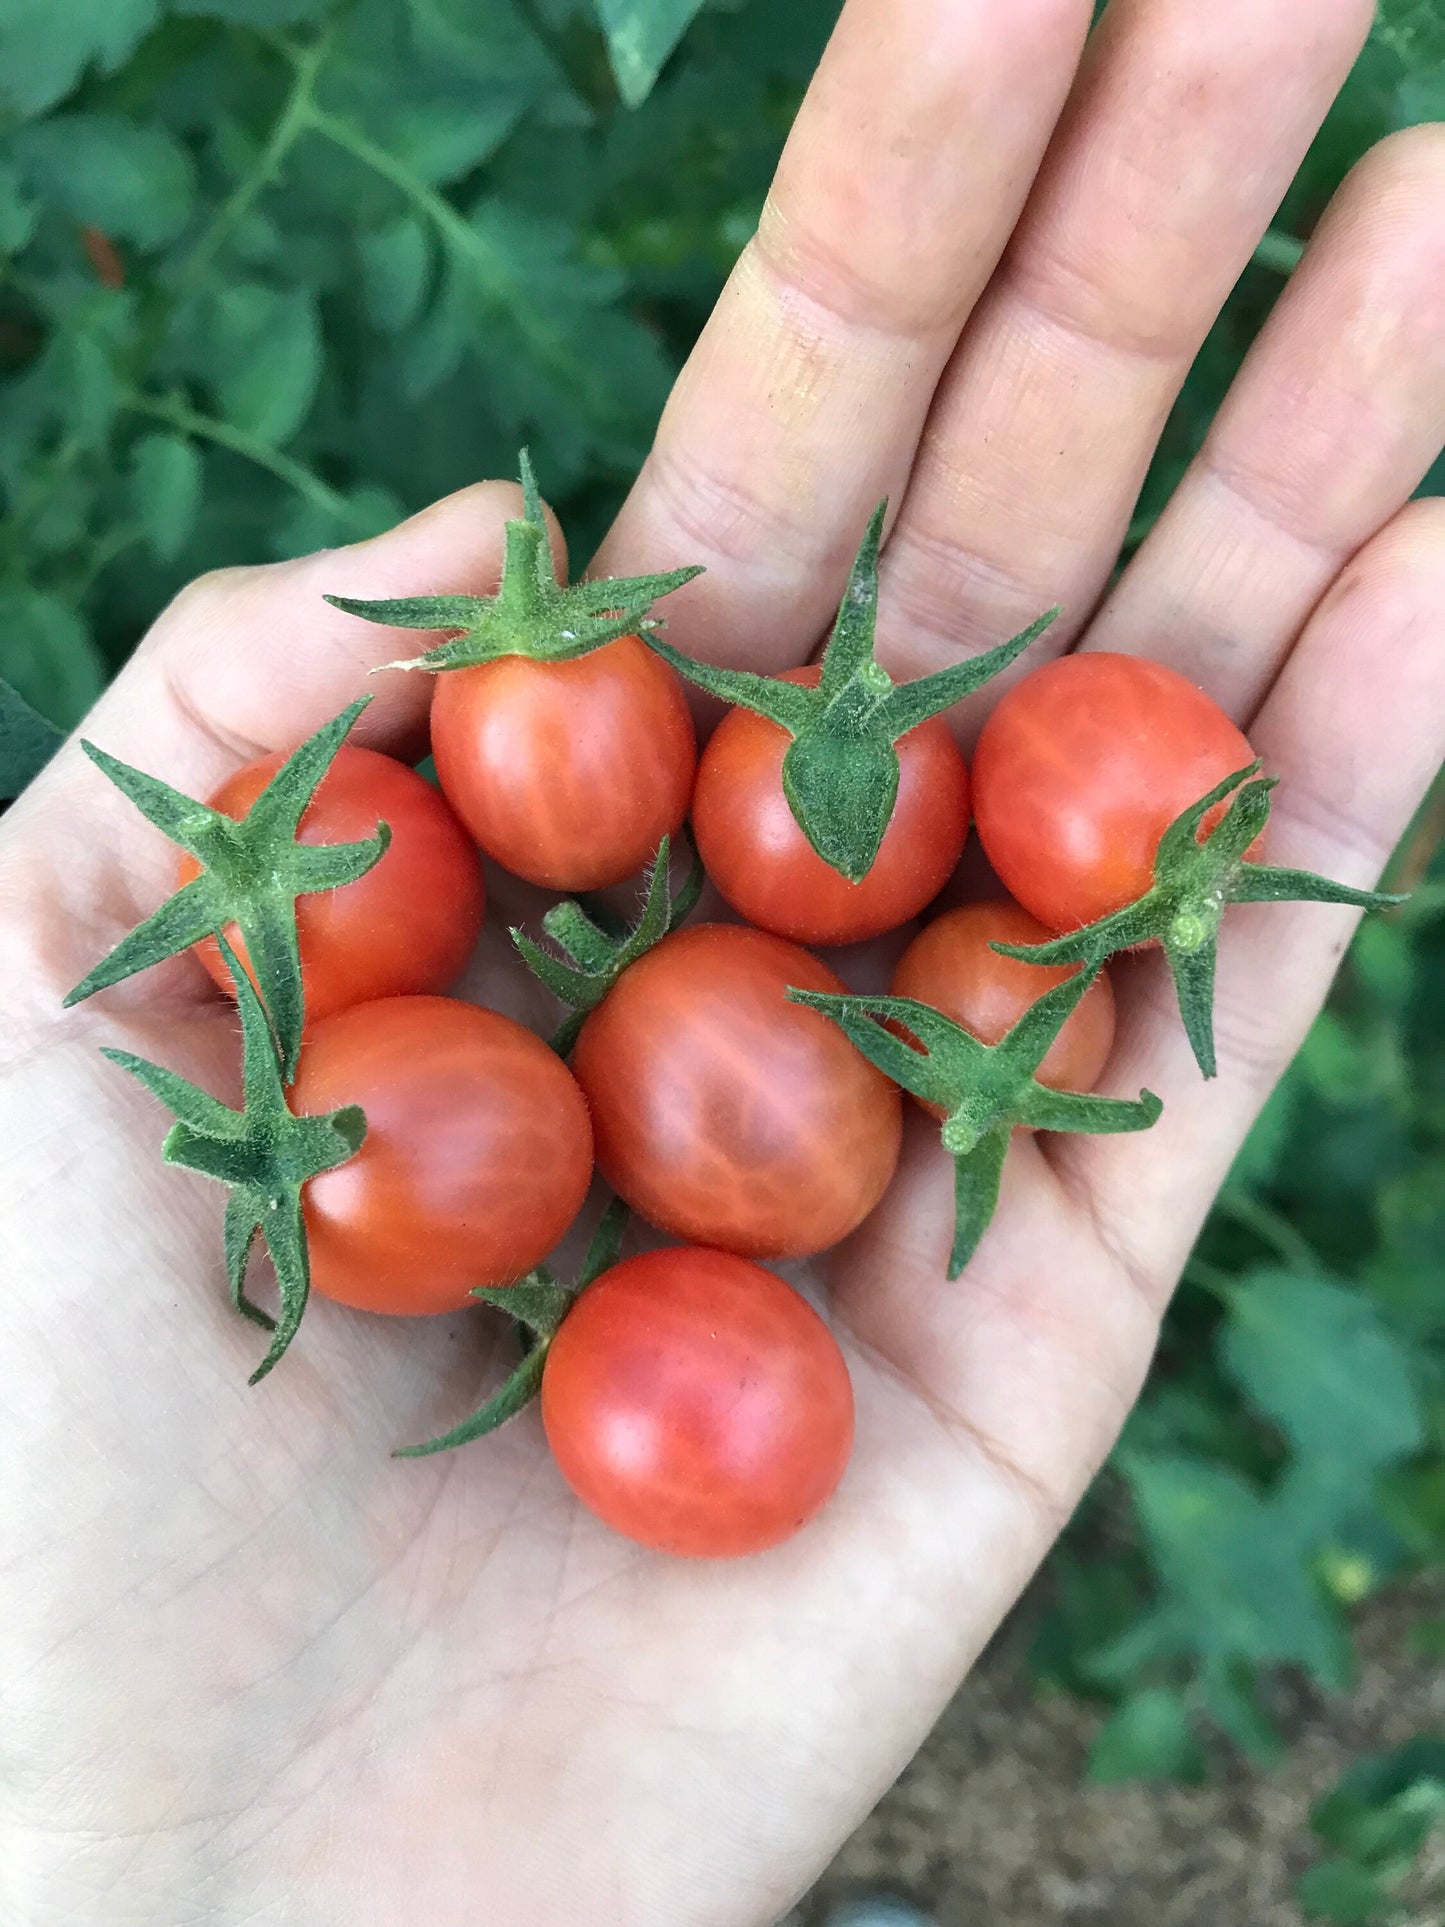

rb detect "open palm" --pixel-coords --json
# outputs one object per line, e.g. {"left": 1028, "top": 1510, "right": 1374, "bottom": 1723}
{"left": 3, "top": 1, "right": 1443, "bottom": 1922}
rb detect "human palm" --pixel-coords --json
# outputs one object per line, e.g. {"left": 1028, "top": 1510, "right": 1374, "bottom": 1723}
{"left": 4, "top": 0, "right": 1444, "bottom": 1921}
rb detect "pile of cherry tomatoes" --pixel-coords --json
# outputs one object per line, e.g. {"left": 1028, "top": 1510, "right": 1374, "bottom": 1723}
{"left": 70, "top": 462, "right": 1392, "bottom": 1560}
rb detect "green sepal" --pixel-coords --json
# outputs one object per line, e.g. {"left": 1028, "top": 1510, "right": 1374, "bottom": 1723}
{"left": 648, "top": 501, "right": 1057, "bottom": 881}
{"left": 102, "top": 939, "right": 366, "bottom": 1383}
{"left": 65, "top": 697, "right": 389, "bottom": 1079}
{"left": 787, "top": 974, "right": 1161, "bottom": 1277}
{"left": 325, "top": 450, "right": 703, "bottom": 670}
{"left": 511, "top": 832, "right": 704, "bottom": 1055}
{"left": 394, "top": 1198, "right": 630, "bottom": 1458}
{"left": 991, "top": 763, "right": 1407, "bottom": 1080}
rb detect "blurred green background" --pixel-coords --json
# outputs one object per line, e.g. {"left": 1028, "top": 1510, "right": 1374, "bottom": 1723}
{"left": 2, "top": 1, "right": 1443, "bottom": 1915}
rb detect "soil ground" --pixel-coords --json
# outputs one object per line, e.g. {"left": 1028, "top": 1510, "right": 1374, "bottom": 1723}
{"left": 787, "top": 1577, "right": 1445, "bottom": 1927}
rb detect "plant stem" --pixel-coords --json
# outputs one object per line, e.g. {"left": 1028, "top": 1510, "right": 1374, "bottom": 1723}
{"left": 174, "top": 33, "right": 331, "bottom": 294}
{"left": 123, "top": 391, "right": 368, "bottom": 530}
{"left": 1218, "top": 1188, "right": 1320, "bottom": 1273}
{"left": 301, "top": 102, "right": 634, "bottom": 442}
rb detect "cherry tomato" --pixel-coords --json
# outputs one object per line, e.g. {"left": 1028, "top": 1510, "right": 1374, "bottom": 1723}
{"left": 972, "top": 652, "right": 1258, "bottom": 931}
{"left": 541, "top": 1247, "right": 855, "bottom": 1558}
{"left": 180, "top": 745, "right": 484, "bottom": 1023}
{"left": 289, "top": 996, "right": 593, "bottom": 1316}
{"left": 429, "top": 635, "right": 696, "bottom": 891}
{"left": 890, "top": 901, "right": 1116, "bottom": 1116}
{"left": 692, "top": 665, "right": 970, "bottom": 945}
{"left": 571, "top": 923, "right": 901, "bottom": 1258}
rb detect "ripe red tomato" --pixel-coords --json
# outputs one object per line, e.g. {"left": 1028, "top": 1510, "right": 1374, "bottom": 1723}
{"left": 541, "top": 1247, "right": 854, "bottom": 1557}
{"left": 429, "top": 635, "right": 696, "bottom": 891}
{"left": 890, "top": 901, "right": 1116, "bottom": 1115}
{"left": 571, "top": 924, "right": 902, "bottom": 1258}
{"left": 180, "top": 745, "right": 484, "bottom": 1023}
{"left": 972, "top": 652, "right": 1258, "bottom": 931}
{"left": 289, "top": 996, "right": 593, "bottom": 1316}
{"left": 692, "top": 665, "right": 970, "bottom": 945}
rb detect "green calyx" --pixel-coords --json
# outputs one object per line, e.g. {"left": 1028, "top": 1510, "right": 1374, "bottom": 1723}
{"left": 511, "top": 831, "right": 704, "bottom": 1054}
{"left": 394, "top": 1199, "right": 629, "bottom": 1458}
{"left": 787, "top": 974, "right": 1162, "bottom": 1278}
{"left": 324, "top": 451, "right": 703, "bottom": 670}
{"left": 991, "top": 763, "right": 1407, "bottom": 1080}
{"left": 64, "top": 696, "right": 387, "bottom": 1078}
{"left": 648, "top": 501, "right": 1058, "bottom": 883}
{"left": 102, "top": 939, "right": 366, "bottom": 1384}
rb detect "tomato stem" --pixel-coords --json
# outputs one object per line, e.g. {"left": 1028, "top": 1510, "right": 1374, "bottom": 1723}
{"left": 991, "top": 764, "right": 1406, "bottom": 1079}
{"left": 788, "top": 979, "right": 1161, "bottom": 1276}
{"left": 324, "top": 451, "right": 703, "bottom": 669}
{"left": 393, "top": 1198, "right": 629, "bottom": 1458}
{"left": 100, "top": 940, "right": 365, "bottom": 1382}
{"left": 64, "top": 696, "right": 388, "bottom": 1078}
{"left": 648, "top": 501, "right": 1058, "bottom": 882}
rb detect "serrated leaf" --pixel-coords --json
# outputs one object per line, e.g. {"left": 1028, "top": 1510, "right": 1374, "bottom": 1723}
{"left": 1122, "top": 1454, "right": 1348, "bottom": 1685}
{"left": 1086, "top": 1689, "right": 1205, "bottom": 1785}
{"left": 128, "top": 434, "right": 203, "bottom": 562}
{"left": 360, "top": 218, "right": 431, "bottom": 332}
{"left": 14, "top": 114, "right": 194, "bottom": 250}
{"left": 1219, "top": 1271, "right": 1423, "bottom": 1471}
{"left": 0, "top": 677, "right": 64, "bottom": 799}
{"left": 207, "top": 285, "right": 322, "bottom": 444}
{"left": 592, "top": 0, "right": 707, "bottom": 107}
{"left": 0, "top": 0, "right": 160, "bottom": 120}
{"left": 0, "top": 590, "right": 105, "bottom": 730}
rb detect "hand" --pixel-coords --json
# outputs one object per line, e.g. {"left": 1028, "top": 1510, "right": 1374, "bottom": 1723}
{"left": 3, "top": 0, "right": 1442, "bottom": 1921}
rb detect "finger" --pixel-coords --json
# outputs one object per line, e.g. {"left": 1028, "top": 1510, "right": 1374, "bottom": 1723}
{"left": 590, "top": 0, "right": 1093, "bottom": 673}
{"left": 1087, "top": 125, "right": 1445, "bottom": 717}
{"left": 0, "top": 482, "right": 539, "bottom": 977}
{"left": 874, "top": 0, "right": 1373, "bottom": 695}
{"left": 1049, "top": 497, "right": 1445, "bottom": 1292}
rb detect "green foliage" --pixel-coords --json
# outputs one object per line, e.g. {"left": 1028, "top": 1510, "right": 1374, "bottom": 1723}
{"left": 1, "top": 0, "right": 1443, "bottom": 1796}
{"left": 1298, "top": 1737, "right": 1445, "bottom": 1920}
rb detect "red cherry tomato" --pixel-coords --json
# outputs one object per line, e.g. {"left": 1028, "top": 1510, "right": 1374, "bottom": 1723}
{"left": 290, "top": 996, "right": 593, "bottom": 1316}
{"left": 572, "top": 924, "right": 902, "bottom": 1258}
{"left": 890, "top": 901, "right": 1116, "bottom": 1116}
{"left": 692, "top": 665, "right": 970, "bottom": 945}
{"left": 972, "top": 652, "right": 1258, "bottom": 931}
{"left": 180, "top": 745, "right": 484, "bottom": 1023}
{"left": 541, "top": 1247, "right": 854, "bottom": 1558}
{"left": 429, "top": 635, "right": 696, "bottom": 891}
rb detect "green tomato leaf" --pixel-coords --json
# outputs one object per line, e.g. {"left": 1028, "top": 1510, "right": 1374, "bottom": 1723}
{"left": 13, "top": 114, "right": 195, "bottom": 249}
{"left": 1295, "top": 1859, "right": 1389, "bottom": 1924}
{"left": 1086, "top": 1688, "right": 1206, "bottom": 1786}
{"left": 0, "top": 162, "right": 38, "bottom": 253}
{"left": 0, "top": 590, "right": 105, "bottom": 731}
{"left": 0, "top": 0, "right": 160, "bottom": 120}
{"left": 360, "top": 217, "right": 432, "bottom": 332}
{"left": 591, "top": 0, "right": 707, "bottom": 107}
{"left": 128, "top": 434, "right": 203, "bottom": 563}
{"left": 0, "top": 676, "right": 64, "bottom": 799}
{"left": 208, "top": 285, "right": 322, "bottom": 444}
{"left": 172, "top": 0, "right": 332, "bottom": 22}
{"left": 1219, "top": 1271, "right": 1423, "bottom": 1472}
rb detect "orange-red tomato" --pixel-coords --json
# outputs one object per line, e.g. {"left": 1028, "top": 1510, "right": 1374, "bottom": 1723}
{"left": 972, "top": 652, "right": 1258, "bottom": 931}
{"left": 180, "top": 745, "right": 483, "bottom": 1022}
{"left": 429, "top": 635, "right": 696, "bottom": 890}
{"left": 290, "top": 996, "right": 593, "bottom": 1316}
{"left": 571, "top": 924, "right": 902, "bottom": 1258}
{"left": 890, "top": 901, "right": 1116, "bottom": 1116}
{"left": 692, "top": 665, "right": 970, "bottom": 945}
{"left": 541, "top": 1247, "right": 854, "bottom": 1558}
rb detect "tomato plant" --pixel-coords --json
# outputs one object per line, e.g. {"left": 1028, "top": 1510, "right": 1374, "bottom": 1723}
{"left": 890, "top": 900, "right": 1116, "bottom": 1111}
{"left": 181, "top": 742, "right": 484, "bottom": 1025}
{"left": 430, "top": 634, "right": 695, "bottom": 890}
{"left": 971, "top": 652, "right": 1259, "bottom": 931}
{"left": 571, "top": 923, "right": 902, "bottom": 1257}
{"left": 291, "top": 995, "right": 593, "bottom": 1316}
{"left": 693, "top": 664, "right": 970, "bottom": 944}
{"left": 541, "top": 1246, "right": 855, "bottom": 1558}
